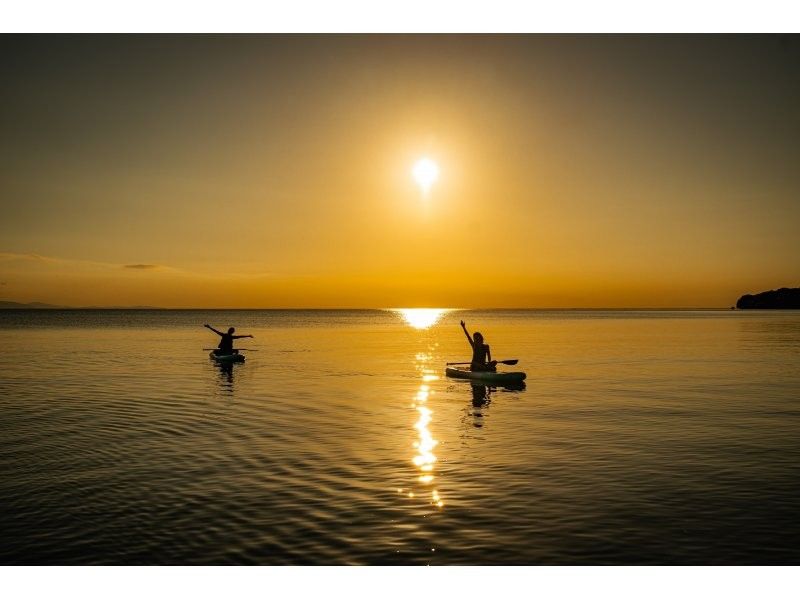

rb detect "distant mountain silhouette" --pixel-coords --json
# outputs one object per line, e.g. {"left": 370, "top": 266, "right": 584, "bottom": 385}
{"left": 736, "top": 287, "right": 800, "bottom": 309}
{"left": 83, "top": 305, "right": 164, "bottom": 309}
{"left": 0, "top": 301, "right": 163, "bottom": 309}
{"left": 0, "top": 301, "right": 64, "bottom": 309}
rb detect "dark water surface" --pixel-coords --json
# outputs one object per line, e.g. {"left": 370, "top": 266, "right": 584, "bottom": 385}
{"left": 1, "top": 309, "right": 799, "bottom": 564}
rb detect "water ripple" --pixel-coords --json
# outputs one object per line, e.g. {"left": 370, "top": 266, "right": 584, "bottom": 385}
{"left": 1, "top": 309, "right": 800, "bottom": 563}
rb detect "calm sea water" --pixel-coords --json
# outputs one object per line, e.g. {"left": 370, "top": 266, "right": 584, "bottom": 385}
{"left": 1, "top": 309, "right": 799, "bottom": 565}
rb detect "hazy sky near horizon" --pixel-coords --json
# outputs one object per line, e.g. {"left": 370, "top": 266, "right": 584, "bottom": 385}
{"left": 1, "top": 35, "right": 798, "bottom": 307}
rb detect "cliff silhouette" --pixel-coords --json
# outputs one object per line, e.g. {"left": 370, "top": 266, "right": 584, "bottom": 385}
{"left": 736, "top": 287, "right": 800, "bottom": 309}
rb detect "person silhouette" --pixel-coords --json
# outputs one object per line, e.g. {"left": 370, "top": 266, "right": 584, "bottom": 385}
{"left": 460, "top": 320, "right": 498, "bottom": 372}
{"left": 204, "top": 324, "right": 253, "bottom": 356}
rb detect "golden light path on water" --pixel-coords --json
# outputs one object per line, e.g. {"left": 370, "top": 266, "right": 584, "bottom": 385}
{"left": 393, "top": 308, "right": 449, "bottom": 330}
{"left": 392, "top": 308, "right": 448, "bottom": 508}
{"left": 411, "top": 372, "right": 444, "bottom": 507}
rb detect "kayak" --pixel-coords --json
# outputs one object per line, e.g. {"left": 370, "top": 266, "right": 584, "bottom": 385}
{"left": 445, "top": 366, "right": 526, "bottom": 384}
{"left": 209, "top": 351, "right": 245, "bottom": 363}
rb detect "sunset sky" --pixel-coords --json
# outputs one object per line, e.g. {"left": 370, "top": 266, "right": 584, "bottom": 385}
{"left": 1, "top": 34, "right": 798, "bottom": 308}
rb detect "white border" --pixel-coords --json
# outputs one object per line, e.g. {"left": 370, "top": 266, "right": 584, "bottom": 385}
{"left": 2, "top": 566, "right": 799, "bottom": 598}
{"left": 3, "top": 5, "right": 800, "bottom": 595}
{"left": 1, "top": 0, "right": 800, "bottom": 33}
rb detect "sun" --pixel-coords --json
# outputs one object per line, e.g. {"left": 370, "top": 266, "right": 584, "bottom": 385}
{"left": 412, "top": 158, "right": 440, "bottom": 195}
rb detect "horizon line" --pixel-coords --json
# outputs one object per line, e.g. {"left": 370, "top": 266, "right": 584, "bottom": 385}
{"left": 0, "top": 304, "right": 740, "bottom": 311}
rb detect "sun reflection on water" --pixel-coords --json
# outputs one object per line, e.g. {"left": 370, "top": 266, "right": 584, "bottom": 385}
{"left": 394, "top": 308, "right": 449, "bottom": 330}
{"left": 409, "top": 352, "right": 445, "bottom": 509}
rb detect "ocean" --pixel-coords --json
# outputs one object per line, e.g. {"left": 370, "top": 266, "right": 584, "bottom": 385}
{"left": 1, "top": 308, "right": 799, "bottom": 564}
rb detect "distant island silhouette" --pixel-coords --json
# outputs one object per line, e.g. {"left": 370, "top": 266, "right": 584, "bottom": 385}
{"left": 736, "top": 287, "right": 800, "bottom": 309}
{"left": 0, "top": 301, "right": 64, "bottom": 309}
{"left": 0, "top": 301, "right": 162, "bottom": 309}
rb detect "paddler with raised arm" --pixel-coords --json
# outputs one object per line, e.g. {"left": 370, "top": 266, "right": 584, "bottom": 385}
{"left": 460, "top": 320, "right": 498, "bottom": 372}
{"left": 204, "top": 324, "right": 253, "bottom": 356}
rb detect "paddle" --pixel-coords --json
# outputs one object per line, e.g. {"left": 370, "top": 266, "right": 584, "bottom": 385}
{"left": 447, "top": 359, "right": 518, "bottom": 366}
{"left": 203, "top": 348, "right": 258, "bottom": 352}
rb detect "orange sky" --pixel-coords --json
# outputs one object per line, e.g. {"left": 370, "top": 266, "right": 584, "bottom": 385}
{"left": 1, "top": 35, "right": 798, "bottom": 307}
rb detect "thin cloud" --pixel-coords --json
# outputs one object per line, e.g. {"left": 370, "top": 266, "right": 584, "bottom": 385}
{"left": 0, "top": 252, "right": 56, "bottom": 262}
{"left": 1, "top": 252, "right": 177, "bottom": 273}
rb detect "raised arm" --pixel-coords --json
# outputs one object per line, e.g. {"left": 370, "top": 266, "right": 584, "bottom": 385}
{"left": 204, "top": 324, "right": 223, "bottom": 336}
{"left": 460, "top": 320, "right": 474, "bottom": 347}
{"left": 232, "top": 334, "right": 254, "bottom": 339}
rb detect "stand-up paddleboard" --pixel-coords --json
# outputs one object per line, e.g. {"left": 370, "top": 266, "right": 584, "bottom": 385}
{"left": 445, "top": 366, "right": 526, "bottom": 384}
{"left": 209, "top": 351, "right": 245, "bottom": 363}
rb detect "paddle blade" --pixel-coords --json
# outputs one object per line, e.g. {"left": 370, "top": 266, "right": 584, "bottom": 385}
{"left": 447, "top": 359, "right": 518, "bottom": 366}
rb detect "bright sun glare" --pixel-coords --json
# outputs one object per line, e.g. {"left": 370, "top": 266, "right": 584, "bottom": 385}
{"left": 412, "top": 158, "right": 439, "bottom": 195}
{"left": 395, "top": 308, "right": 448, "bottom": 330}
